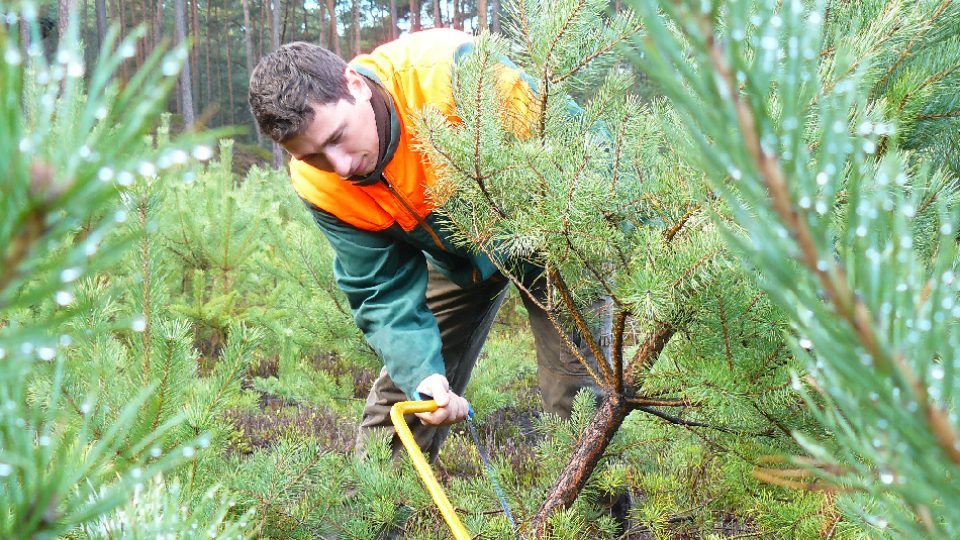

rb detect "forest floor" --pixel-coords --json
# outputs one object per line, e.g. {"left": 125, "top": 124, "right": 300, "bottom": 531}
{"left": 219, "top": 293, "right": 769, "bottom": 539}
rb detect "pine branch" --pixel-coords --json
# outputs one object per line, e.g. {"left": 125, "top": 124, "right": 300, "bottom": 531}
{"left": 139, "top": 196, "right": 153, "bottom": 383}
{"left": 664, "top": 203, "right": 701, "bottom": 243}
{"left": 875, "top": 0, "right": 952, "bottom": 91}
{"left": 716, "top": 293, "right": 734, "bottom": 371}
{"left": 696, "top": 6, "right": 960, "bottom": 467}
{"left": 549, "top": 267, "right": 614, "bottom": 387}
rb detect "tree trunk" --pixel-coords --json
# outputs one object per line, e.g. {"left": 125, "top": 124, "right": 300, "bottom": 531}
{"left": 318, "top": 0, "right": 328, "bottom": 46}
{"left": 409, "top": 0, "right": 420, "bottom": 31}
{"left": 326, "top": 0, "right": 339, "bottom": 55}
{"left": 389, "top": 0, "right": 398, "bottom": 39}
{"left": 477, "top": 0, "right": 487, "bottom": 31}
{"left": 258, "top": 0, "right": 266, "bottom": 59}
{"left": 95, "top": 0, "right": 107, "bottom": 48}
{"left": 204, "top": 1, "right": 213, "bottom": 113}
{"left": 352, "top": 0, "right": 360, "bottom": 56}
{"left": 269, "top": 0, "right": 284, "bottom": 169}
{"left": 174, "top": 0, "right": 195, "bottom": 129}
{"left": 190, "top": 0, "right": 201, "bottom": 117}
{"left": 154, "top": 0, "right": 163, "bottom": 53}
{"left": 223, "top": 0, "right": 235, "bottom": 124}
{"left": 241, "top": 0, "right": 262, "bottom": 144}
{"left": 453, "top": 0, "right": 461, "bottom": 30}
{"left": 433, "top": 0, "right": 441, "bottom": 27}
{"left": 530, "top": 394, "right": 631, "bottom": 537}
{"left": 117, "top": 0, "right": 127, "bottom": 80}
{"left": 490, "top": 0, "right": 500, "bottom": 33}
{"left": 57, "top": 0, "right": 75, "bottom": 42}
{"left": 139, "top": 0, "right": 148, "bottom": 64}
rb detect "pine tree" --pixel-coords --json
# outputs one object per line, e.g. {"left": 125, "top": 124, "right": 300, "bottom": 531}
{"left": 0, "top": 7, "right": 252, "bottom": 538}
{"left": 629, "top": 0, "right": 960, "bottom": 536}
{"left": 416, "top": 0, "right": 960, "bottom": 536}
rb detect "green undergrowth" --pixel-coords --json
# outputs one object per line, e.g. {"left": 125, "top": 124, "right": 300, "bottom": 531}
{"left": 30, "top": 134, "right": 839, "bottom": 538}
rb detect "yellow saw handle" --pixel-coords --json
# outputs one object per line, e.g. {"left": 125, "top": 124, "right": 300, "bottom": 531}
{"left": 390, "top": 400, "right": 472, "bottom": 540}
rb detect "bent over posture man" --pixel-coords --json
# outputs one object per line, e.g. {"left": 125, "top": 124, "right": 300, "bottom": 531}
{"left": 248, "top": 29, "right": 600, "bottom": 460}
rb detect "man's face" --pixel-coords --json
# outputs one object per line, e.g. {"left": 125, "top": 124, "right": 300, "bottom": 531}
{"left": 281, "top": 67, "right": 379, "bottom": 179}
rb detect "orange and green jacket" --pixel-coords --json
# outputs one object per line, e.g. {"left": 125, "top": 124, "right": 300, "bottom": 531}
{"left": 290, "top": 29, "right": 568, "bottom": 399}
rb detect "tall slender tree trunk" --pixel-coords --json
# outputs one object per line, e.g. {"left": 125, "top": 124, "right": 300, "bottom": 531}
{"left": 269, "top": 0, "right": 284, "bottom": 169}
{"left": 204, "top": 0, "right": 213, "bottom": 112}
{"left": 389, "top": 0, "right": 398, "bottom": 39}
{"left": 154, "top": 0, "right": 163, "bottom": 52}
{"left": 174, "top": 0, "right": 195, "bottom": 129}
{"left": 139, "top": 0, "right": 148, "bottom": 62}
{"left": 95, "top": 0, "right": 107, "bottom": 48}
{"left": 223, "top": 0, "right": 235, "bottom": 124}
{"left": 477, "top": 0, "right": 487, "bottom": 31}
{"left": 453, "top": 0, "right": 461, "bottom": 30}
{"left": 57, "top": 0, "right": 74, "bottom": 42}
{"left": 352, "top": 0, "right": 360, "bottom": 56}
{"left": 303, "top": 0, "right": 309, "bottom": 41}
{"left": 490, "top": 0, "right": 500, "bottom": 33}
{"left": 258, "top": 0, "right": 266, "bottom": 59}
{"left": 433, "top": 0, "right": 441, "bottom": 27}
{"left": 326, "top": 0, "right": 339, "bottom": 55}
{"left": 409, "top": 0, "right": 420, "bottom": 31}
{"left": 189, "top": 0, "right": 201, "bottom": 117}
{"left": 241, "top": 0, "right": 262, "bottom": 143}
{"left": 117, "top": 0, "right": 128, "bottom": 80}
{"left": 318, "top": 0, "right": 328, "bottom": 46}
{"left": 211, "top": 1, "right": 222, "bottom": 125}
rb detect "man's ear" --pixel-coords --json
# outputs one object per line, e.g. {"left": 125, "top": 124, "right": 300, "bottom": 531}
{"left": 344, "top": 67, "right": 372, "bottom": 102}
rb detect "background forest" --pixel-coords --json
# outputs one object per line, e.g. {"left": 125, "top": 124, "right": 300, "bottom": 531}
{"left": 2, "top": 0, "right": 960, "bottom": 539}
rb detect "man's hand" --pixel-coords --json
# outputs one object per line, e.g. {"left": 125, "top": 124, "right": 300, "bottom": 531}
{"left": 414, "top": 374, "right": 470, "bottom": 426}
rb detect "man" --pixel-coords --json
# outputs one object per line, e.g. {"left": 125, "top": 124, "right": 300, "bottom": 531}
{"left": 248, "top": 28, "right": 600, "bottom": 461}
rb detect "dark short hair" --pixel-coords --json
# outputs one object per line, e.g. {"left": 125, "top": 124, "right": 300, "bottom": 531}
{"left": 248, "top": 42, "right": 354, "bottom": 142}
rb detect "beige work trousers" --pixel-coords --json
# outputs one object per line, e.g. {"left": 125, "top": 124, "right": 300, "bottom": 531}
{"left": 357, "top": 265, "right": 601, "bottom": 462}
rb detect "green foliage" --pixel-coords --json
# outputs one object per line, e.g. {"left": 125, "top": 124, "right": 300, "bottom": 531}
{"left": 0, "top": 5, "right": 250, "bottom": 539}
{"left": 630, "top": 0, "right": 960, "bottom": 536}
{"left": 10, "top": 0, "right": 958, "bottom": 537}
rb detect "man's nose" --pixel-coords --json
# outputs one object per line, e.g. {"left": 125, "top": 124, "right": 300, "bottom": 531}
{"left": 325, "top": 148, "right": 352, "bottom": 178}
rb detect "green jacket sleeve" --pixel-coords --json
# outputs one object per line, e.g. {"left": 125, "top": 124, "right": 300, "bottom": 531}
{"left": 306, "top": 204, "right": 443, "bottom": 399}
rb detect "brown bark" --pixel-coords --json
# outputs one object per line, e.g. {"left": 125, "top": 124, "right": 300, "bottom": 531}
{"left": 95, "top": 0, "right": 107, "bottom": 49}
{"left": 491, "top": 0, "right": 500, "bottom": 33}
{"left": 326, "top": 0, "right": 339, "bottom": 55}
{"left": 117, "top": 0, "right": 127, "bottom": 80}
{"left": 190, "top": 0, "right": 201, "bottom": 112}
{"left": 478, "top": 0, "right": 487, "bottom": 31}
{"left": 626, "top": 321, "right": 676, "bottom": 387}
{"left": 223, "top": 0, "right": 235, "bottom": 124}
{"left": 258, "top": 0, "right": 266, "bottom": 58}
{"left": 269, "top": 0, "right": 284, "bottom": 168}
{"left": 409, "top": 0, "right": 420, "bottom": 31}
{"left": 318, "top": 0, "right": 328, "bottom": 46}
{"left": 352, "top": 0, "right": 360, "bottom": 55}
{"left": 530, "top": 394, "right": 631, "bottom": 537}
{"left": 453, "top": 0, "right": 461, "bottom": 30}
{"left": 204, "top": 0, "right": 213, "bottom": 110}
{"left": 154, "top": 0, "right": 163, "bottom": 52}
{"left": 174, "top": 0, "right": 195, "bottom": 128}
{"left": 241, "top": 0, "right": 262, "bottom": 143}
{"left": 139, "top": 0, "right": 148, "bottom": 64}
{"left": 58, "top": 0, "right": 74, "bottom": 42}
{"left": 433, "top": 0, "right": 441, "bottom": 27}
{"left": 389, "top": 0, "right": 398, "bottom": 39}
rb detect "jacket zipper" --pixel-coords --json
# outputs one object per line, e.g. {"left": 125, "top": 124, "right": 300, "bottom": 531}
{"left": 380, "top": 176, "right": 448, "bottom": 252}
